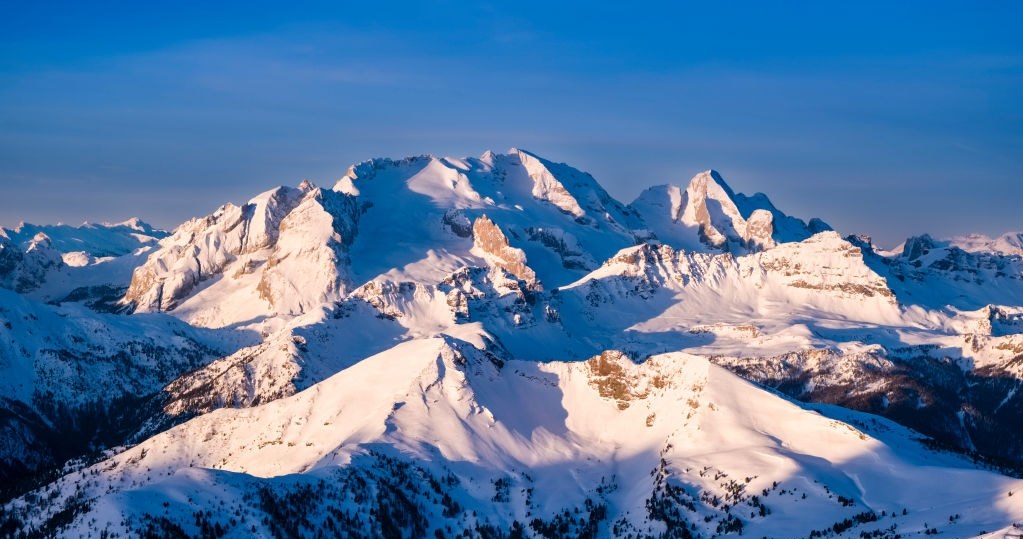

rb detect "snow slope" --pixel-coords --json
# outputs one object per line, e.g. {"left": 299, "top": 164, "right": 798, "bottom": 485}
{"left": 0, "top": 286, "right": 237, "bottom": 495}
{"left": 949, "top": 231, "right": 1023, "bottom": 257}
{"left": 6, "top": 337, "right": 1022, "bottom": 537}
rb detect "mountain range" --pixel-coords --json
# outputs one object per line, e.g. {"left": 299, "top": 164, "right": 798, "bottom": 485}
{"left": 1, "top": 148, "right": 1022, "bottom": 538}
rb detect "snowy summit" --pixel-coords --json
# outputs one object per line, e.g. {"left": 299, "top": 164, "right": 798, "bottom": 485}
{"left": 2, "top": 149, "right": 1023, "bottom": 538}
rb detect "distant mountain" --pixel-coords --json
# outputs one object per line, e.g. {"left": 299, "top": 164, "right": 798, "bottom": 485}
{"left": 629, "top": 169, "right": 829, "bottom": 252}
{"left": 1, "top": 218, "right": 166, "bottom": 259}
{"left": 949, "top": 231, "right": 1023, "bottom": 257}
{"left": 2, "top": 149, "right": 1022, "bottom": 538}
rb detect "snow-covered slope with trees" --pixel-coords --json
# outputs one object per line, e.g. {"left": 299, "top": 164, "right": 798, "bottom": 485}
{"left": 2, "top": 149, "right": 1022, "bottom": 538}
{"left": 7, "top": 338, "right": 1023, "bottom": 538}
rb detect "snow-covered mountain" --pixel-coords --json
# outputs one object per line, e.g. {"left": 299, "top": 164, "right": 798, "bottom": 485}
{"left": 948, "top": 231, "right": 1023, "bottom": 257}
{"left": 1, "top": 218, "right": 166, "bottom": 259}
{"left": 0, "top": 218, "right": 168, "bottom": 305}
{"left": 2, "top": 149, "right": 1023, "bottom": 538}
{"left": 629, "top": 169, "right": 829, "bottom": 253}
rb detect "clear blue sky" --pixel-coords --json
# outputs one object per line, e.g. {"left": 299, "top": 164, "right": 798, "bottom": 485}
{"left": 1, "top": 1, "right": 1020, "bottom": 246}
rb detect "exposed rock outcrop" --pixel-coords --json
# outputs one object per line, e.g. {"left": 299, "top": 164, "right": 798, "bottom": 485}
{"left": 471, "top": 215, "right": 538, "bottom": 287}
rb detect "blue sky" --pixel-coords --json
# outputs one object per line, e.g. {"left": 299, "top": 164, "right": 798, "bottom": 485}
{"left": 1, "top": 1, "right": 1021, "bottom": 246}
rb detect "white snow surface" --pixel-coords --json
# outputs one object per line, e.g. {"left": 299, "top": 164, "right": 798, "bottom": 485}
{"left": 950, "top": 231, "right": 1023, "bottom": 257}
{"left": 11, "top": 338, "right": 1023, "bottom": 537}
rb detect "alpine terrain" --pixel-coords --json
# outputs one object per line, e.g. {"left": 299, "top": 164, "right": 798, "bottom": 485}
{"left": 2, "top": 149, "right": 1022, "bottom": 538}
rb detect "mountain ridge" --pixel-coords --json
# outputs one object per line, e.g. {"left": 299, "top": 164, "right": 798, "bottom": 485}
{"left": 2, "top": 149, "right": 1022, "bottom": 538}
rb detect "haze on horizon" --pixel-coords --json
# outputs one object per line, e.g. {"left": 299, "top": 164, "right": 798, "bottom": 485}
{"left": 1, "top": 1, "right": 1021, "bottom": 248}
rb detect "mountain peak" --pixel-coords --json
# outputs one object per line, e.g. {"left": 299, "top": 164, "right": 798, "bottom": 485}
{"left": 109, "top": 217, "right": 155, "bottom": 233}
{"left": 506, "top": 147, "right": 537, "bottom": 158}
{"left": 679, "top": 169, "right": 755, "bottom": 250}
{"left": 297, "top": 179, "right": 317, "bottom": 193}
{"left": 27, "top": 232, "right": 52, "bottom": 248}
{"left": 628, "top": 169, "right": 828, "bottom": 253}
{"left": 0, "top": 219, "right": 167, "bottom": 259}
{"left": 948, "top": 230, "right": 1023, "bottom": 257}
{"left": 689, "top": 169, "right": 737, "bottom": 198}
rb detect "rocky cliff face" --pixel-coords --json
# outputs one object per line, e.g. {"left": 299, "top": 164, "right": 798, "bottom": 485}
{"left": 471, "top": 214, "right": 538, "bottom": 288}
{"left": 570, "top": 231, "right": 897, "bottom": 321}
{"left": 122, "top": 183, "right": 359, "bottom": 327}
